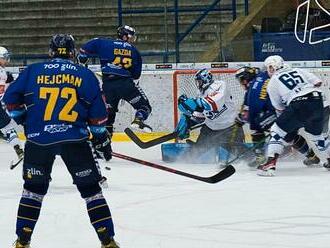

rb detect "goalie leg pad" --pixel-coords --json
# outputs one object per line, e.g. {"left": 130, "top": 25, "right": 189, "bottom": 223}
{"left": 161, "top": 143, "right": 217, "bottom": 163}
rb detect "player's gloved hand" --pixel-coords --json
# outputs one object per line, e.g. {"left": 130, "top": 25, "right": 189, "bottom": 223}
{"left": 92, "top": 132, "right": 112, "bottom": 161}
{"left": 175, "top": 114, "right": 192, "bottom": 139}
{"left": 77, "top": 54, "right": 89, "bottom": 65}
{"left": 6, "top": 71, "right": 14, "bottom": 84}
{"left": 235, "top": 111, "right": 248, "bottom": 127}
{"left": 7, "top": 106, "right": 27, "bottom": 126}
{"left": 178, "top": 95, "right": 203, "bottom": 116}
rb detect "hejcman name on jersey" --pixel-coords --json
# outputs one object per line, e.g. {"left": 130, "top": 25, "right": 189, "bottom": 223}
{"left": 37, "top": 74, "right": 82, "bottom": 87}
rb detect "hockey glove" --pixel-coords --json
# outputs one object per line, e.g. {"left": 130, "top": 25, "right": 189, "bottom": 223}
{"left": 178, "top": 94, "right": 203, "bottom": 116}
{"left": 7, "top": 106, "right": 27, "bottom": 126}
{"left": 175, "top": 114, "right": 191, "bottom": 139}
{"left": 92, "top": 132, "right": 112, "bottom": 161}
{"left": 6, "top": 71, "right": 14, "bottom": 84}
{"left": 235, "top": 110, "right": 249, "bottom": 127}
{"left": 77, "top": 54, "right": 89, "bottom": 66}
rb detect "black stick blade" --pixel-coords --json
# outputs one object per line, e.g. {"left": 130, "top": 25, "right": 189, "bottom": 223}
{"left": 124, "top": 128, "right": 177, "bottom": 149}
{"left": 204, "top": 165, "right": 236, "bottom": 183}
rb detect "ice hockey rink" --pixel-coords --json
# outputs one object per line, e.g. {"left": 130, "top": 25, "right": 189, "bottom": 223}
{"left": 1, "top": 141, "right": 330, "bottom": 248}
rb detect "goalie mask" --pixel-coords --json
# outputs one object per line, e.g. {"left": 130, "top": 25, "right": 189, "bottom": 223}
{"left": 49, "top": 34, "right": 75, "bottom": 59}
{"left": 194, "top": 69, "right": 213, "bottom": 94}
{"left": 235, "top": 66, "right": 259, "bottom": 90}
{"left": 264, "top": 55, "right": 284, "bottom": 76}
{"left": 0, "top": 46, "right": 10, "bottom": 64}
{"left": 117, "top": 25, "right": 137, "bottom": 43}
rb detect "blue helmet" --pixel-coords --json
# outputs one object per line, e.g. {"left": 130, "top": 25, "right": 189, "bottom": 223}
{"left": 117, "top": 25, "right": 137, "bottom": 43}
{"left": 194, "top": 69, "right": 213, "bottom": 93}
{"left": 49, "top": 34, "right": 75, "bottom": 59}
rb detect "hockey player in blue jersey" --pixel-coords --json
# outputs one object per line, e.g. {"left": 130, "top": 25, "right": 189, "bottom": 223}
{"left": 235, "top": 66, "right": 322, "bottom": 168}
{"left": 78, "top": 25, "right": 152, "bottom": 139}
{"left": 3, "top": 34, "right": 119, "bottom": 248}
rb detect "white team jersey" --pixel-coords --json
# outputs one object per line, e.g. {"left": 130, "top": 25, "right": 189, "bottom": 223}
{"left": 0, "top": 66, "right": 8, "bottom": 100}
{"left": 198, "top": 80, "right": 237, "bottom": 130}
{"left": 267, "top": 67, "right": 322, "bottom": 111}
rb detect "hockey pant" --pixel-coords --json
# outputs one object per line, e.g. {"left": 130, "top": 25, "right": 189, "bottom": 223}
{"left": 102, "top": 76, "right": 152, "bottom": 133}
{"left": 16, "top": 141, "right": 115, "bottom": 241}
{"left": 267, "top": 92, "right": 330, "bottom": 158}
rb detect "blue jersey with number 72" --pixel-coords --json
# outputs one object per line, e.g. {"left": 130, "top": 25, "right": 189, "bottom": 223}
{"left": 3, "top": 58, "right": 108, "bottom": 145}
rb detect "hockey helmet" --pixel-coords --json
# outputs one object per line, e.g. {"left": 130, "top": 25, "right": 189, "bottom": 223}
{"left": 49, "top": 34, "right": 75, "bottom": 59}
{"left": 264, "top": 55, "right": 284, "bottom": 76}
{"left": 117, "top": 25, "right": 137, "bottom": 43}
{"left": 0, "top": 46, "right": 10, "bottom": 63}
{"left": 235, "top": 66, "right": 259, "bottom": 89}
{"left": 194, "top": 69, "right": 213, "bottom": 93}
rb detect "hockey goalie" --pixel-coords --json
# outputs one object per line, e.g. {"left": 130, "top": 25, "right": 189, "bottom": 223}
{"left": 161, "top": 69, "right": 245, "bottom": 164}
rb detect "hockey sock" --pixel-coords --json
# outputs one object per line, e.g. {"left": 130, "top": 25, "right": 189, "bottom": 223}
{"left": 85, "top": 192, "right": 115, "bottom": 237}
{"left": 16, "top": 189, "right": 44, "bottom": 239}
{"left": 292, "top": 135, "right": 309, "bottom": 155}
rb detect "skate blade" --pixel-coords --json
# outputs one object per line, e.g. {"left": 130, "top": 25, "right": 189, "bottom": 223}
{"left": 257, "top": 169, "right": 275, "bottom": 177}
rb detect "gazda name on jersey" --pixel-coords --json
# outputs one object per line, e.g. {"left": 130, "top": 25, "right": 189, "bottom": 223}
{"left": 114, "top": 48, "right": 132, "bottom": 57}
{"left": 36, "top": 74, "right": 82, "bottom": 87}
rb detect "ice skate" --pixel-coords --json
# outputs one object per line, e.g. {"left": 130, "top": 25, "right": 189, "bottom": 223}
{"left": 323, "top": 158, "right": 330, "bottom": 171}
{"left": 97, "top": 227, "right": 120, "bottom": 248}
{"left": 131, "top": 117, "right": 152, "bottom": 133}
{"left": 248, "top": 149, "right": 266, "bottom": 168}
{"left": 303, "top": 149, "right": 320, "bottom": 167}
{"left": 13, "top": 227, "right": 32, "bottom": 248}
{"left": 257, "top": 155, "right": 278, "bottom": 177}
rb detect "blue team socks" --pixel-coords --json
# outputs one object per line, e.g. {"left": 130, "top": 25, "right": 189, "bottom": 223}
{"left": 85, "top": 192, "right": 115, "bottom": 237}
{"left": 16, "top": 189, "right": 44, "bottom": 239}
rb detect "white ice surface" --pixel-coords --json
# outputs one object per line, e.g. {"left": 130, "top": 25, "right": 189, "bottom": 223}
{"left": 1, "top": 142, "right": 330, "bottom": 248}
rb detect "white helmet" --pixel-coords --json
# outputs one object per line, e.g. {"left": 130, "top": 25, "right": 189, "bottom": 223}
{"left": 0, "top": 46, "right": 10, "bottom": 62}
{"left": 264, "top": 55, "right": 284, "bottom": 76}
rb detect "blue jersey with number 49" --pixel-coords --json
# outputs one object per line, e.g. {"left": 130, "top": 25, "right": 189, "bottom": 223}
{"left": 80, "top": 38, "right": 142, "bottom": 79}
{"left": 3, "top": 58, "right": 108, "bottom": 145}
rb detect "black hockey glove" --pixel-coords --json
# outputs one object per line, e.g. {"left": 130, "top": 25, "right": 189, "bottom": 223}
{"left": 92, "top": 132, "right": 112, "bottom": 161}
{"left": 6, "top": 71, "right": 14, "bottom": 84}
{"left": 76, "top": 54, "right": 89, "bottom": 66}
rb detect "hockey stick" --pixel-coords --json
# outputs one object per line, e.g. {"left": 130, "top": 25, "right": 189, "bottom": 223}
{"left": 225, "top": 134, "right": 271, "bottom": 166}
{"left": 124, "top": 123, "right": 204, "bottom": 149}
{"left": 10, "top": 157, "right": 24, "bottom": 170}
{"left": 112, "top": 151, "right": 235, "bottom": 184}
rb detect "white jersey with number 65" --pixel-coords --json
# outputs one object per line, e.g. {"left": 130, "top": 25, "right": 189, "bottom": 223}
{"left": 267, "top": 67, "right": 322, "bottom": 111}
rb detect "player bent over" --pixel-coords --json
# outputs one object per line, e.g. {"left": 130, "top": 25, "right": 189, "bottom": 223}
{"left": 3, "top": 34, "right": 119, "bottom": 248}
{"left": 257, "top": 55, "right": 330, "bottom": 176}
{"left": 78, "top": 25, "right": 152, "bottom": 139}
{"left": 235, "top": 66, "right": 322, "bottom": 168}
{"left": 0, "top": 46, "right": 24, "bottom": 160}
{"left": 173, "top": 69, "right": 244, "bottom": 163}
